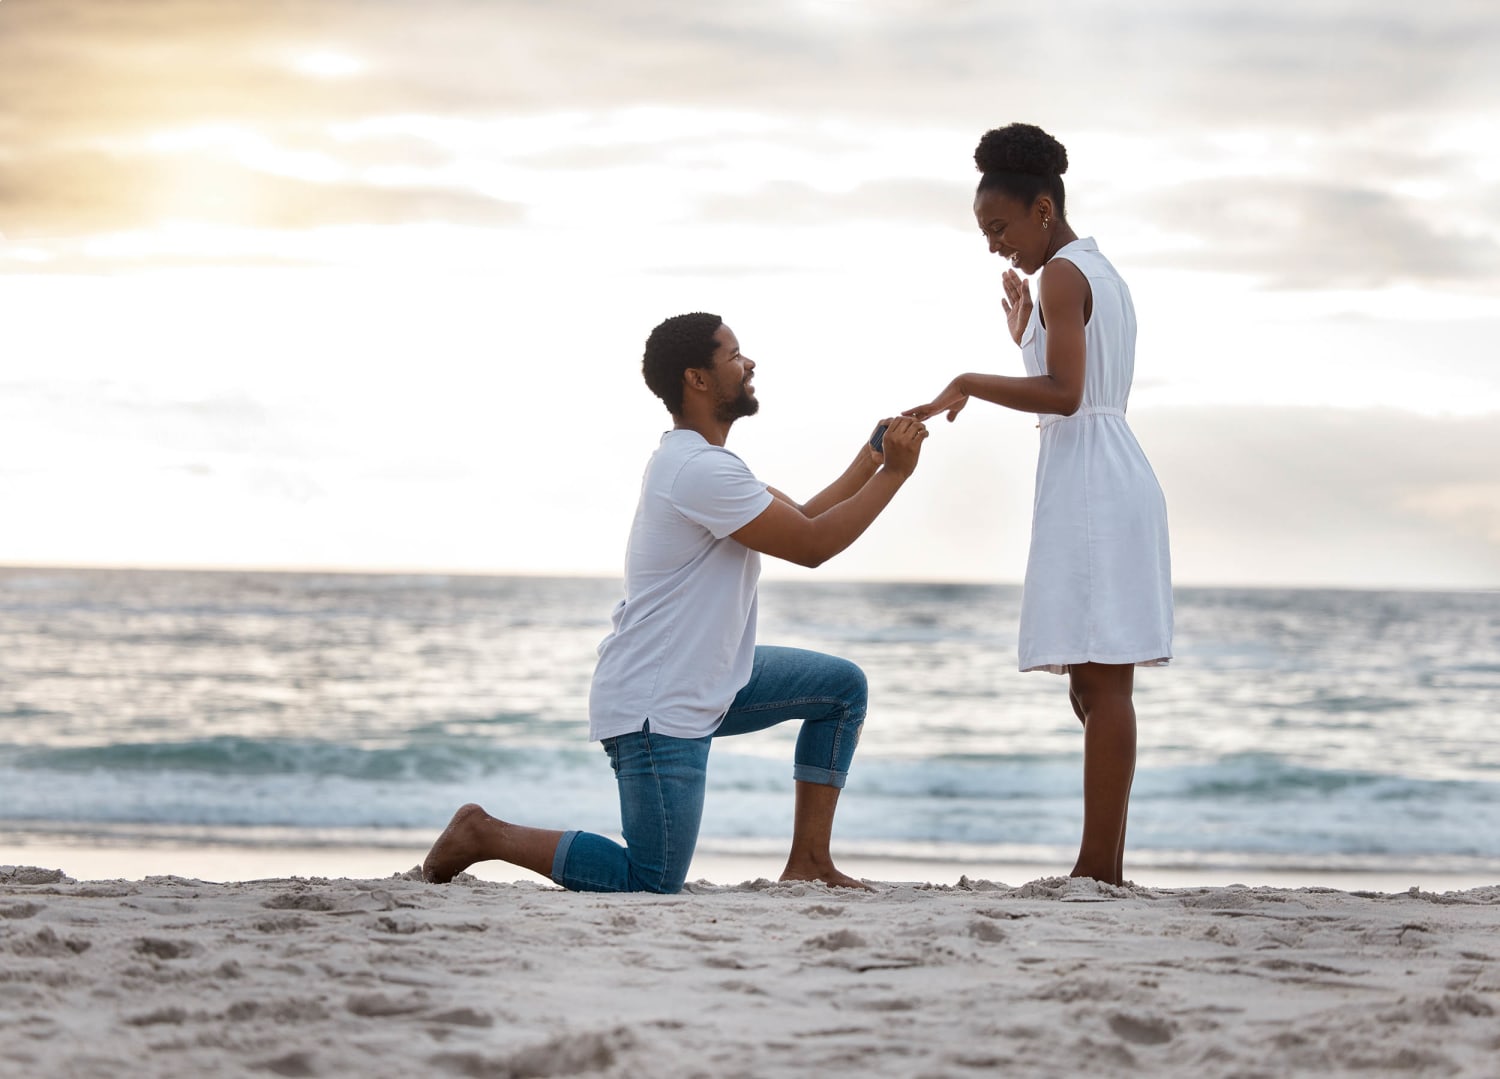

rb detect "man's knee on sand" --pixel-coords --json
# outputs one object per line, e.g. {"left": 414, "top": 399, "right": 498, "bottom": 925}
{"left": 623, "top": 854, "right": 691, "bottom": 895}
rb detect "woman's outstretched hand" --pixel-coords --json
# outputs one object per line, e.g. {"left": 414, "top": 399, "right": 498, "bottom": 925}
{"left": 1002, "top": 268, "right": 1033, "bottom": 346}
{"left": 903, "top": 378, "right": 969, "bottom": 424}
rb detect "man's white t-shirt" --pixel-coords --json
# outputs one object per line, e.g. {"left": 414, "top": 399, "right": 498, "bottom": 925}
{"left": 588, "top": 429, "right": 775, "bottom": 741}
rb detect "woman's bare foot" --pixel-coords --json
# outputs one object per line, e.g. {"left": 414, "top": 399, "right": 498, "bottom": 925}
{"left": 1070, "top": 864, "right": 1123, "bottom": 887}
{"left": 422, "top": 803, "right": 496, "bottom": 884}
{"left": 779, "top": 856, "right": 874, "bottom": 891}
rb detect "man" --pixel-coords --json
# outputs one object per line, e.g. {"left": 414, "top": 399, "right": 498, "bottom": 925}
{"left": 423, "top": 312, "right": 926, "bottom": 892}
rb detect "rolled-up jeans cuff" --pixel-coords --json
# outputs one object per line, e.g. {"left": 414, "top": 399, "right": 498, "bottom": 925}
{"left": 551, "top": 829, "right": 581, "bottom": 884}
{"left": 792, "top": 764, "right": 846, "bottom": 789}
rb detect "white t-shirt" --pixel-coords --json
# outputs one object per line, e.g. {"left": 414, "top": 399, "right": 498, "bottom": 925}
{"left": 588, "top": 429, "right": 775, "bottom": 741}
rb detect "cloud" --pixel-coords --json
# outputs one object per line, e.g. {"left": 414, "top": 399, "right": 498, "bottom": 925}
{"left": 2, "top": 2, "right": 1494, "bottom": 585}
{"left": 1133, "top": 406, "right": 1500, "bottom": 587}
{"left": 642, "top": 264, "right": 815, "bottom": 279}
{"left": 2, "top": 0, "right": 1496, "bottom": 279}
{"left": 7, "top": 2, "right": 1496, "bottom": 138}
{"left": 1062, "top": 3, "right": 1499, "bottom": 127}
{"left": 1402, "top": 483, "right": 1500, "bottom": 545}
{"left": 696, "top": 178, "right": 972, "bottom": 227}
{"left": 1133, "top": 176, "right": 1500, "bottom": 289}
{"left": 0, "top": 150, "right": 523, "bottom": 239}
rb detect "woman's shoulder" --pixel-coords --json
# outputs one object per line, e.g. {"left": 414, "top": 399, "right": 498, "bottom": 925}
{"left": 1048, "top": 236, "right": 1104, "bottom": 270}
{"left": 1051, "top": 237, "right": 1131, "bottom": 292}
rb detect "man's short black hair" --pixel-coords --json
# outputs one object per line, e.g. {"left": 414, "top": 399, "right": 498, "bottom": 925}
{"left": 643, "top": 312, "right": 722, "bottom": 415}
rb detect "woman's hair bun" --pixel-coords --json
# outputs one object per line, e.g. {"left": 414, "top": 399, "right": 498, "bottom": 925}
{"left": 974, "top": 123, "right": 1068, "bottom": 178}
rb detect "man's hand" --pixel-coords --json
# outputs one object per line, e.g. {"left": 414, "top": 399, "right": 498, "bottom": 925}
{"left": 732, "top": 416, "right": 929, "bottom": 568}
{"left": 874, "top": 415, "right": 927, "bottom": 477}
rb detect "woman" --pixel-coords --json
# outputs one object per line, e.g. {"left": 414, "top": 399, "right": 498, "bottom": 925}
{"left": 906, "top": 123, "right": 1172, "bottom": 885}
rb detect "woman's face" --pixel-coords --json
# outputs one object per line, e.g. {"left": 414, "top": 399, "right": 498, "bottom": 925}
{"left": 974, "top": 187, "right": 1049, "bottom": 274}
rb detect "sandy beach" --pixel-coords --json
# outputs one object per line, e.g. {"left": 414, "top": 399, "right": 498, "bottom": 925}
{"left": 3, "top": 864, "right": 1496, "bottom": 1078}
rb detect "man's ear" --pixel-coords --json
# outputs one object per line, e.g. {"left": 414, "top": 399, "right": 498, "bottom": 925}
{"left": 683, "top": 366, "right": 710, "bottom": 392}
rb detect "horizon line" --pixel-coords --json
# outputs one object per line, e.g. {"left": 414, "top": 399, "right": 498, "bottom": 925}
{"left": 0, "top": 561, "right": 1494, "bottom": 595}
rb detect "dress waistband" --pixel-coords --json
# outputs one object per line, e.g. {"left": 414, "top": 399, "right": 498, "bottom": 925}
{"left": 1038, "top": 406, "right": 1125, "bottom": 430}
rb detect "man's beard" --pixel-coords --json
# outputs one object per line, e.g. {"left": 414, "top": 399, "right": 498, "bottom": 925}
{"left": 714, "top": 383, "right": 759, "bottom": 422}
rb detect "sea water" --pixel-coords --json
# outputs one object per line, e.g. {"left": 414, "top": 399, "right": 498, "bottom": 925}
{"left": 1, "top": 568, "right": 1497, "bottom": 879}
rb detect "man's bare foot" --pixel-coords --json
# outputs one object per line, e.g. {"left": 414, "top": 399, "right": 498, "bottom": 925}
{"left": 423, "top": 803, "right": 496, "bottom": 884}
{"left": 779, "top": 857, "right": 874, "bottom": 891}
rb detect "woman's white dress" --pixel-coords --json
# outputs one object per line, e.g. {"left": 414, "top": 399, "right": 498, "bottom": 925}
{"left": 1017, "top": 237, "right": 1173, "bottom": 674}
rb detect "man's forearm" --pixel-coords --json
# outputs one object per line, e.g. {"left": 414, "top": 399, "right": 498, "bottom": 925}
{"left": 799, "top": 466, "right": 908, "bottom": 567}
{"left": 736, "top": 418, "right": 925, "bottom": 569}
{"left": 801, "top": 449, "right": 880, "bottom": 518}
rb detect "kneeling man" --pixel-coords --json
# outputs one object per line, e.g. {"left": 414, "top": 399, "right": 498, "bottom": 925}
{"left": 424, "top": 312, "right": 926, "bottom": 891}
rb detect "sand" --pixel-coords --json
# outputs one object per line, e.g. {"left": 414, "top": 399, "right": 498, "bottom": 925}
{"left": 2, "top": 864, "right": 1497, "bottom": 1078}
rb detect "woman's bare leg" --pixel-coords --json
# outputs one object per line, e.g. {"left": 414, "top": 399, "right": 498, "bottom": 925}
{"left": 1067, "top": 663, "right": 1137, "bottom": 886}
{"left": 779, "top": 781, "right": 872, "bottom": 890}
{"left": 422, "top": 803, "right": 564, "bottom": 884}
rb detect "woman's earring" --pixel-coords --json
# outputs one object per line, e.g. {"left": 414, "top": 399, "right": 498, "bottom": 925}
{"left": 1042, "top": 217, "right": 1050, "bottom": 230}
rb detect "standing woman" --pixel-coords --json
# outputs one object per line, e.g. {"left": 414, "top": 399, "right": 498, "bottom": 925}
{"left": 906, "top": 123, "right": 1172, "bottom": 885}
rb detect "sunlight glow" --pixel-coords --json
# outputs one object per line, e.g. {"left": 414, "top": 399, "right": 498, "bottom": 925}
{"left": 2, "top": 246, "right": 56, "bottom": 264}
{"left": 81, "top": 223, "right": 294, "bottom": 261}
{"left": 148, "top": 125, "right": 346, "bottom": 184}
{"left": 293, "top": 51, "right": 364, "bottom": 79}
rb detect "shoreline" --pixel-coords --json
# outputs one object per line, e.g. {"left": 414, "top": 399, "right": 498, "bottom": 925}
{"left": 4, "top": 837, "right": 1494, "bottom": 894}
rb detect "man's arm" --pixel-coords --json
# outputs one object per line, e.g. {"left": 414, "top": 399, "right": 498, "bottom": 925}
{"left": 734, "top": 416, "right": 925, "bottom": 568}
{"left": 768, "top": 419, "right": 895, "bottom": 515}
{"left": 767, "top": 444, "right": 881, "bottom": 517}
{"left": 807, "top": 446, "right": 880, "bottom": 517}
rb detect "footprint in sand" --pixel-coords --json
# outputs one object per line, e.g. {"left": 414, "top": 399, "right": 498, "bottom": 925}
{"left": 134, "top": 937, "right": 198, "bottom": 960}
{"left": 430, "top": 1028, "right": 632, "bottom": 1077}
{"left": 262, "top": 892, "right": 340, "bottom": 912}
{"left": 8, "top": 927, "right": 91, "bottom": 956}
{"left": 258, "top": 1049, "right": 318, "bottom": 1077}
{"left": 345, "top": 991, "right": 429, "bottom": 1017}
{"left": 968, "top": 918, "right": 1008, "bottom": 942}
{"left": 805, "top": 928, "right": 867, "bottom": 951}
{"left": 1108, "top": 1012, "right": 1175, "bottom": 1045}
{"left": 425, "top": 1007, "right": 493, "bottom": 1028}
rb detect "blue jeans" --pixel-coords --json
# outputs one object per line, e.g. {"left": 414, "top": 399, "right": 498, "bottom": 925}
{"left": 551, "top": 645, "right": 867, "bottom": 893}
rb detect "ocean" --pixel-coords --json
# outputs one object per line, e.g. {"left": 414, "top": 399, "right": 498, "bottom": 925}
{"left": 2, "top": 567, "right": 1497, "bottom": 885}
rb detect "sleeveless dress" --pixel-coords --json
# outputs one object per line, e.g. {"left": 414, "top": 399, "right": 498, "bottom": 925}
{"left": 1017, "top": 237, "right": 1173, "bottom": 674}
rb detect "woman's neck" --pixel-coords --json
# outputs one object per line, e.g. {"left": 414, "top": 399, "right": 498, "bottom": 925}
{"left": 1041, "top": 222, "right": 1080, "bottom": 264}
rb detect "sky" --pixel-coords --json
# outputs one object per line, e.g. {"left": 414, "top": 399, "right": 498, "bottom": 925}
{"left": 2, "top": 0, "right": 1497, "bottom": 589}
